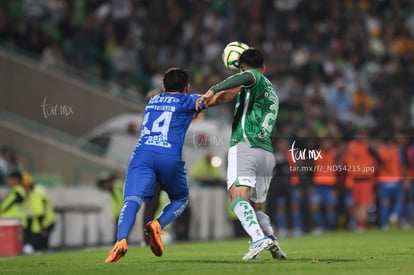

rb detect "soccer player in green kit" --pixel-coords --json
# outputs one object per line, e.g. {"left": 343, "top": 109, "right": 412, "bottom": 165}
{"left": 198, "top": 48, "right": 287, "bottom": 261}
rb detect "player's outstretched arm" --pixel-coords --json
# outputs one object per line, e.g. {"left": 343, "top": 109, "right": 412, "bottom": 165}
{"left": 196, "top": 71, "right": 255, "bottom": 110}
{"left": 206, "top": 86, "right": 241, "bottom": 107}
{"left": 196, "top": 86, "right": 241, "bottom": 110}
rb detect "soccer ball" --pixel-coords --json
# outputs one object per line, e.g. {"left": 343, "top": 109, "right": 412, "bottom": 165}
{"left": 222, "top": 41, "right": 250, "bottom": 72}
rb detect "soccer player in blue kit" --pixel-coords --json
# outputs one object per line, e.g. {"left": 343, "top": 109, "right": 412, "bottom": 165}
{"left": 105, "top": 68, "right": 203, "bottom": 262}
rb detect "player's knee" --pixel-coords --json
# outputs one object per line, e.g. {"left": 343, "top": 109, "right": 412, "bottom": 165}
{"left": 229, "top": 185, "right": 250, "bottom": 200}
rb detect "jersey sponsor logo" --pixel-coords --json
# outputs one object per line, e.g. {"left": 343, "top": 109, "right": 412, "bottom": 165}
{"left": 148, "top": 96, "right": 180, "bottom": 104}
{"left": 145, "top": 134, "right": 171, "bottom": 148}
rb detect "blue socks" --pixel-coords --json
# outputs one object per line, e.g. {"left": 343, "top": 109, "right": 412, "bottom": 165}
{"left": 116, "top": 198, "right": 142, "bottom": 241}
{"left": 157, "top": 196, "right": 189, "bottom": 228}
{"left": 116, "top": 196, "right": 189, "bottom": 241}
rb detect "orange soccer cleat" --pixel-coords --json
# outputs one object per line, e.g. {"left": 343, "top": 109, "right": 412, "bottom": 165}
{"left": 145, "top": 220, "right": 164, "bottom": 257}
{"left": 105, "top": 239, "right": 128, "bottom": 263}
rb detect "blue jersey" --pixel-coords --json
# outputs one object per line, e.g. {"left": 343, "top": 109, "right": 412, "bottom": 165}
{"left": 136, "top": 92, "right": 200, "bottom": 156}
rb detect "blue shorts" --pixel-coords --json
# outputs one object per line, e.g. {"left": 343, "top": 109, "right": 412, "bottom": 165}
{"left": 311, "top": 185, "right": 337, "bottom": 206}
{"left": 378, "top": 181, "right": 403, "bottom": 201}
{"left": 123, "top": 149, "right": 188, "bottom": 202}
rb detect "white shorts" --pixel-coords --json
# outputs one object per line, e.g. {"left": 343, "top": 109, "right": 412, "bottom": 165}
{"left": 227, "top": 142, "right": 275, "bottom": 203}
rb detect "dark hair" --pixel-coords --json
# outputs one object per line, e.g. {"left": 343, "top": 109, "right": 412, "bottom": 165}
{"left": 239, "top": 48, "right": 264, "bottom": 69}
{"left": 8, "top": 170, "right": 22, "bottom": 180}
{"left": 163, "top": 68, "right": 189, "bottom": 92}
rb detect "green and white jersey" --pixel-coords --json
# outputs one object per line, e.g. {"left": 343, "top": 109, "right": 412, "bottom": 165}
{"left": 210, "top": 69, "right": 279, "bottom": 152}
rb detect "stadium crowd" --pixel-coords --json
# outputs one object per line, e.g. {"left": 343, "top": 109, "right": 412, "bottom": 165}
{"left": 1, "top": 0, "right": 414, "bottom": 236}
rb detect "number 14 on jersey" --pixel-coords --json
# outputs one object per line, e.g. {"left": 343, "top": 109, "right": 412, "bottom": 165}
{"left": 141, "top": 111, "right": 172, "bottom": 148}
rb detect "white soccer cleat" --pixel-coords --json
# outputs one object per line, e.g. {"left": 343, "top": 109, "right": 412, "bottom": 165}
{"left": 242, "top": 238, "right": 273, "bottom": 261}
{"left": 269, "top": 240, "right": 287, "bottom": 260}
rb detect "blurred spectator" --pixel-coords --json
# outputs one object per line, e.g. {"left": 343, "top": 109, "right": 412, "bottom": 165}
{"left": 0, "top": 146, "right": 21, "bottom": 186}
{"left": 23, "top": 0, "right": 48, "bottom": 19}
{"left": 303, "top": 75, "right": 328, "bottom": 118}
{"left": 304, "top": 75, "right": 328, "bottom": 99}
{"left": 0, "top": 171, "right": 27, "bottom": 229}
{"left": 112, "top": 36, "right": 139, "bottom": 75}
{"left": 274, "top": 0, "right": 302, "bottom": 13}
{"left": 310, "top": 138, "right": 338, "bottom": 234}
{"left": 97, "top": 171, "right": 123, "bottom": 241}
{"left": 376, "top": 137, "right": 406, "bottom": 230}
{"left": 352, "top": 87, "right": 373, "bottom": 113}
{"left": 111, "top": 0, "right": 133, "bottom": 22}
{"left": 291, "top": 43, "right": 310, "bottom": 69}
{"left": 189, "top": 154, "right": 224, "bottom": 240}
{"left": 342, "top": 133, "right": 378, "bottom": 231}
{"left": 190, "top": 154, "right": 223, "bottom": 186}
{"left": 325, "top": 78, "right": 352, "bottom": 122}
{"left": 46, "top": 0, "right": 67, "bottom": 23}
{"left": 391, "top": 25, "right": 414, "bottom": 59}
{"left": 350, "top": 87, "right": 376, "bottom": 129}
{"left": 21, "top": 172, "right": 56, "bottom": 252}
{"left": 22, "top": 18, "right": 47, "bottom": 55}
{"left": 304, "top": 87, "right": 326, "bottom": 118}
{"left": 41, "top": 40, "right": 65, "bottom": 69}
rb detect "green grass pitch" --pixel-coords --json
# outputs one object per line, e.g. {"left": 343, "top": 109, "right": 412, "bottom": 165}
{"left": 1, "top": 229, "right": 413, "bottom": 275}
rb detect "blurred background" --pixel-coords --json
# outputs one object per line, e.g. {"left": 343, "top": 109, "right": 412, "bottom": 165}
{"left": 0, "top": 0, "right": 413, "bottom": 254}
